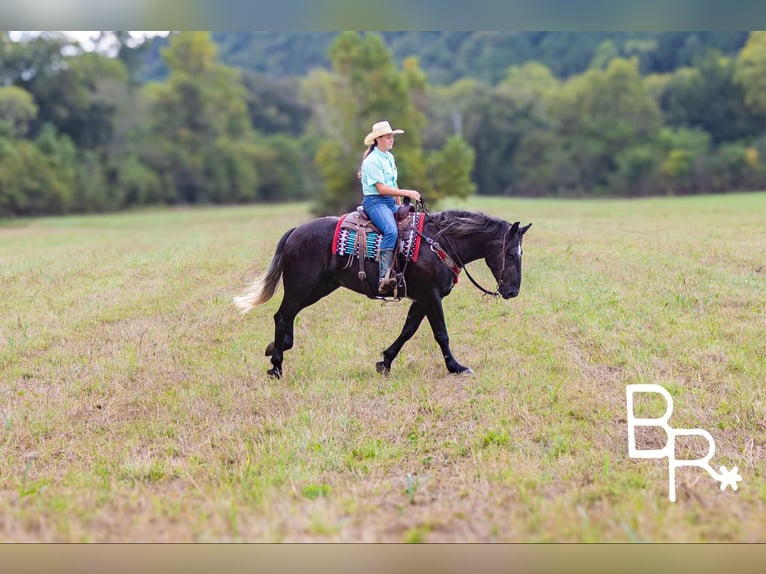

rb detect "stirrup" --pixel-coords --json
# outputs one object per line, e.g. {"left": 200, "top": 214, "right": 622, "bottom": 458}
{"left": 377, "top": 279, "right": 396, "bottom": 295}
{"left": 377, "top": 271, "right": 397, "bottom": 295}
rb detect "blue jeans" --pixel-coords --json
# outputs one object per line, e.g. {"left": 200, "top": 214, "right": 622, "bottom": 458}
{"left": 362, "top": 195, "right": 399, "bottom": 250}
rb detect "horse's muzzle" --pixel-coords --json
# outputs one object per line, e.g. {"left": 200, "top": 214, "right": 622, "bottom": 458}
{"left": 499, "top": 285, "right": 519, "bottom": 299}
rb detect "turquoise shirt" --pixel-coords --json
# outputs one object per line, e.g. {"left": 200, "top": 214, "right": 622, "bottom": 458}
{"left": 361, "top": 147, "right": 398, "bottom": 196}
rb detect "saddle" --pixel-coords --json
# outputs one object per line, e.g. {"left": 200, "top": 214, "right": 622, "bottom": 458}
{"left": 333, "top": 203, "right": 422, "bottom": 295}
{"left": 339, "top": 203, "right": 415, "bottom": 235}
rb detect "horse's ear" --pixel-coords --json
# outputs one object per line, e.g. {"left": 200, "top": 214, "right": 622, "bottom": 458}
{"left": 509, "top": 221, "right": 520, "bottom": 235}
{"left": 521, "top": 223, "right": 532, "bottom": 235}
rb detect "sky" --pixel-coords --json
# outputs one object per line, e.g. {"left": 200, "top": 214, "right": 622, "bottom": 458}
{"left": 9, "top": 31, "right": 169, "bottom": 52}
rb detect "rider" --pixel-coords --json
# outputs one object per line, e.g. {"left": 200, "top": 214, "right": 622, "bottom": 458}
{"left": 358, "top": 120, "right": 421, "bottom": 295}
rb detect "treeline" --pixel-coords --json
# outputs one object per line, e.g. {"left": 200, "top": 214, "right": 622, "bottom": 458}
{"left": 142, "top": 32, "right": 750, "bottom": 86}
{"left": 0, "top": 32, "right": 319, "bottom": 217}
{"left": 3, "top": 31, "right": 766, "bottom": 218}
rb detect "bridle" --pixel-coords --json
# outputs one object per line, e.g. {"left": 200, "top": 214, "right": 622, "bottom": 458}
{"left": 416, "top": 199, "right": 515, "bottom": 298}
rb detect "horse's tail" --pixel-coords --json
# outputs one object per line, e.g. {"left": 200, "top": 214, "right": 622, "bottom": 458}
{"left": 233, "top": 227, "right": 297, "bottom": 315}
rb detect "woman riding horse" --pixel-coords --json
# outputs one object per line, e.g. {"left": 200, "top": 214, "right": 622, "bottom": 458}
{"left": 358, "top": 120, "right": 421, "bottom": 295}
{"left": 234, "top": 197, "right": 532, "bottom": 379}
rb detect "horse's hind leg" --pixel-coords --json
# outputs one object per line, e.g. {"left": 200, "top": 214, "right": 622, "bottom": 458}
{"left": 377, "top": 300, "right": 427, "bottom": 374}
{"left": 265, "top": 279, "right": 339, "bottom": 356}
{"left": 268, "top": 299, "right": 297, "bottom": 379}
{"left": 266, "top": 278, "right": 339, "bottom": 378}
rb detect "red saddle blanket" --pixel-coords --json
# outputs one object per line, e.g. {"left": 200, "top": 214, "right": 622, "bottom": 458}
{"left": 332, "top": 210, "right": 425, "bottom": 262}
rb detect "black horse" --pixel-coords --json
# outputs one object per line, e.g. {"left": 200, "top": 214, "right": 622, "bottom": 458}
{"left": 234, "top": 209, "right": 531, "bottom": 378}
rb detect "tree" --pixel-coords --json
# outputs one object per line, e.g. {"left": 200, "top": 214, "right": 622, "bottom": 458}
{"left": 251, "top": 134, "right": 315, "bottom": 201}
{"left": 735, "top": 31, "right": 766, "bottom": 117}
{"left": 427, "top": 136, "right": 476, "bottom": 200}
{"left": 0, "top": 86, "right": 38, "bottom": 138}
{"left": 610, "top": 146, "right": 661, "bottom": 196}
{"left": 422, "top": 78, "right": 485, "bottom": 150}
{"left": 241, "top": 71, "right": 312, "bottom": 136}
{"left": 546, "top": 57, "right": 662, "bottom": 193}
{"left": 33, "top": 52, "right": 129, "bottom": 149}
{"left": 656, "top": 127, "right": 711, "bottom": 193}
{"left": 303, "top": 32, "right": 435, "bottom": 214}
{"left": 465, "top": 62, "right": 560, "bottom": 195}
{"left": 1, "top": 33, "right": 127, "bottom": 149}
{"left": 662, "top": 51, "right": 761, "bottom": 144}
{"left": 0, "top": 125, "right": 77, "bottom": 215}
{"left": 143, "top": 32, "right": 257, "bottom": 204}
{"left": 590, "top": 39, "right": 619, "bottom": 70}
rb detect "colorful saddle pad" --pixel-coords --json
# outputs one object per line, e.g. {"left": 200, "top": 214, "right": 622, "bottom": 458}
{"left": 332, "top": 211, "right": 425, "bottom": 262}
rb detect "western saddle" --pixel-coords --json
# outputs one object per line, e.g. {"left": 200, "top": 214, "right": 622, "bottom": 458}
{"left": 337, "top": 203, "right": 416, "bottom": 295}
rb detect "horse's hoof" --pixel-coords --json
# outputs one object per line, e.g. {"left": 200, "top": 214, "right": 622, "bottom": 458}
{"left": 375, "top": 361, "right": 390, "bottom": 375}
{"left": 452, "top": 366, "right": 474, "bottom": 375}
{"left": 267, "top": 367, "right": 282, "bottom": 379}
{"left": 265, "top": 341, "right": 275, "bottom": 356}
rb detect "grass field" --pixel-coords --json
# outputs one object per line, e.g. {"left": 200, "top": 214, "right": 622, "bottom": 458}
{"left": 1, "top": 193, "right": 764, "bottom": 542}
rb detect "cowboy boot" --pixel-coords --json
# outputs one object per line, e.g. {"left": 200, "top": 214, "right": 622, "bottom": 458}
{"left": 378, "top": 248, "right": 397, "bottom": 295}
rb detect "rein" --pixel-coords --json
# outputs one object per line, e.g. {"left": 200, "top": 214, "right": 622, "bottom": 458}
{"left": 416, "top": 199, "right": 502, "bottom": 298}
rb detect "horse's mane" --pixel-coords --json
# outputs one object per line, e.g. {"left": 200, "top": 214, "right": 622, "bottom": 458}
{"left": 428, "top": 210, "right": 507, "bottom": 238}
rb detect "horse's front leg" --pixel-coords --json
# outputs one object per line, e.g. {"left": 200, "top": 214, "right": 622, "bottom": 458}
{"left": 424, "top": 297, "right": 473, "bottom": 375}
{"left": 377, "top": 300, "right": 427, "bottom": 374}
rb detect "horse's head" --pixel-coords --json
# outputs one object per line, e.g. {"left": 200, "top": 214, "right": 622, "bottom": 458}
{"left": 486, "top": 221, "right": 532, "bottom": 299}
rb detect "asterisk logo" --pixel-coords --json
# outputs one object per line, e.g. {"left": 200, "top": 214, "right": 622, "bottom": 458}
{"left": 717, "top": 466, "right": 742, "bottom": 492}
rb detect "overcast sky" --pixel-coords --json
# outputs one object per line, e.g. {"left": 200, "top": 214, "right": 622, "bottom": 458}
{"left": 9, "top": 31, "right": 169, "bottom": 51}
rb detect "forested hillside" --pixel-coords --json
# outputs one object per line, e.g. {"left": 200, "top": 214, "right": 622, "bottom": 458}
{"left": 3, "top": 31, "right": 766, "bottom": 218}
{"left": 141, "top": 32, "right": 749, "bottom": 84}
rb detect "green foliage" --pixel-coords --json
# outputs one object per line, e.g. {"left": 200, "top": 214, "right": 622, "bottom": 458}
{"left": 662, "top": 52, "right": 762, "bottom": 144}
{"left": 113, "top": 154, "right": 163, "bottom": 206}
{"left": 610, "top": 146, "right": 662, "bottom": 196}
{"left": 658, "top": 126, "right": 712, "bottom": 156}
{"left": 423, "top": 78, "right": 488, "bottom": 151}
{"left": 305, "top": 32, "right": 440, "bottom": 214}
{"left": 252, "top": 134, "right": 315, "bottom": 201}
{"left": 589, "top": 39, "right": 619, "bottom": 70}
{"left": 0, "top": 126, "right": 76, "bottom": 216}
{"left": 29, "top": 51, "right": 128, "bottom": 149}
{"left": 465, "top": 62, "right": 560, "bottom": 195}
{"left": 71, "top": 149, "right": 114, "bottom": 212}
{"left": 426, "top": 136, "right": 476, "bottom": 201}
{"left": 241, "top": 71, "right": 311, "bottom": 136}
{"left": 143, "top": 32, "right": 256, "bottom": 204}
{"left": 706, "top": 142, "right": 755, "bottom": 190}
{"left": 140, "top": 32, "right": 749, "bottom": 87}
{"left": 301, "top": 483, "right": 331, "bottom": 500}
{"left": 200, "top": 138, "right": 260, "bottom": 204}
{"left": 0, "top": 86, "right": 38, "bottom": 138}
{"left": 512, "top": 129, "right": 580, "bottom": 196}
{"left": 547, "top": 58, "right": 662, "bottom": 193}
{"left": 735, "top": 31, "right": 766, "bottom": 115}
{"left": 2, "top": 31, "right": 766, "bottom": 215}
{"left": 661, "top": 149, "right": 696, "bottom": 190}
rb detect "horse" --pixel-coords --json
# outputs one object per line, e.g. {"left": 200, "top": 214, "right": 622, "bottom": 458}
{"left": 233, "top": 207, "right": 531, "bottom": 379}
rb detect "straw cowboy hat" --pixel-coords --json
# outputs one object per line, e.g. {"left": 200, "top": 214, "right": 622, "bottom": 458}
{"left": 364, "top": 121, "right": 405, "bottom": 146}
